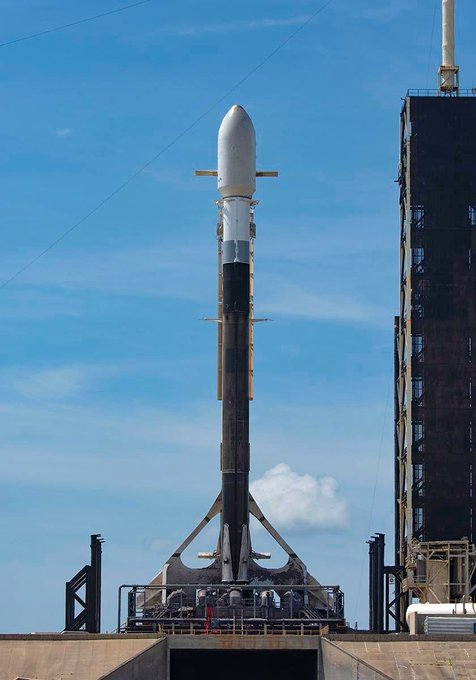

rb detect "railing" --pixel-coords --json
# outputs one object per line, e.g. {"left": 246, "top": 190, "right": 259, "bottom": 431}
{"left": 406, "top": 88, "right": 476, "bottom": 97}
{"left": 124, "top": 619, "right": 332, "bottom": 636}
{"left": 117, "top": 583, "right": 345, "bottom": 634}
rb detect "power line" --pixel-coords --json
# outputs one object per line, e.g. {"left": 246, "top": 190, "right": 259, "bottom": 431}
{"left": 0, "top": 0, "right": 151, "bottom": 49}
{"left": 352, "top": 376, "right": 391, "bottom": 627}
{"left": 0, "top": 0, "right": 334, "bottom": 289}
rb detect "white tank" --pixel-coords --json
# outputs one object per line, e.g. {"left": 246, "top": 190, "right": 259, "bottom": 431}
{"left": 406, "top": 601, "right": 476, "bottom": 624}
{"left": 218, "top": 105, "right": 256, "bottom": 199}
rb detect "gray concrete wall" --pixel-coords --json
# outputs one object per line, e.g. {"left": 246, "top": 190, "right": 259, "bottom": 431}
{"left": 330, "top": 637, "right": 476, "bottom": 679}
{"left": 101, "top": 638, "right": 168, "bottom": 680}
{"left": 320, "top": 638, "right": 392, "bottom": 680}
{"left": 167, "top": 633, "right": 320, "bottom": 651}
{"left": 0, "top": 635, "right": 159, "bottom": 680}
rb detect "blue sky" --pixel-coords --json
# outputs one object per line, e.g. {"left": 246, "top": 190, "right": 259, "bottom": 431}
{"left": 1, "top": 0, "right": 476, "bottom": 633}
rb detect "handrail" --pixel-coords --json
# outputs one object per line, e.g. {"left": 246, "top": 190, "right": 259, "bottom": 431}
{"left": 117, "top": 583, "right": 344, "bottom": 633}
{"left": 406, "top": 88, "right": 476, "bottom": 97}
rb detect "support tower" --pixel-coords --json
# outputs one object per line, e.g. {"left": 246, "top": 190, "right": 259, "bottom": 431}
{"left": 395, "top": 0, "right": 476, "bottom": 613}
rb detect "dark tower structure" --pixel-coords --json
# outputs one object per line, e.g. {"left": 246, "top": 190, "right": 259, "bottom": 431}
{"left": 395, "top": 91, "right": 476, "bottom": 605}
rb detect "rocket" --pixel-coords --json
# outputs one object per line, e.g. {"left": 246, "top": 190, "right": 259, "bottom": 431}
{"left": 197, "top": 105, "right": 276, "bottom": 583}
{"left": 148, "top": 106, "right": 327, "bottom": 611}
{"left": 148, "top": 106, "right": 328, "bottom": 610}
{"left": 218, "top": 105, "right": 255, "bottom": 583}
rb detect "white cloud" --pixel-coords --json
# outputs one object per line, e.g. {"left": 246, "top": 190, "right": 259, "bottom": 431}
{"left": 0, "top": 360, "right": 159, "bottom": 402}
{"left": 261, "top": 281, "right": 386, "bottom": 326}
{"left": 0, "top": 289, "right": 82, "bottom": 319}
{"left": 0, "top": 395, "right": 391, "bottom": 493}
{"left": 162, "top": 16, "right": 312, "bottom": 37}
{"left": 0, "top": 400, "right": 220, "bottom": 492}
{"left": 5, "top": 360, "right": 163, "bottom": 401}
{"left": 250, "top": 463, "right": 348, "bottom": 533}
{"left": 361, "top": 0, "right": 415, "bottom": 22}
{"left": 2, "top": 243, "right": 213, "bottom": 303}
{"left": 55, "top": 127, "right": 73, "bottom": 137}
{"left": 13, "top": 366, "right": 88, "bottom": 400}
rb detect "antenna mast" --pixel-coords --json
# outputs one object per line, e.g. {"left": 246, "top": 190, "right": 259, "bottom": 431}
{"left": 439, "top": 0, "right": 459, "bottom": 93}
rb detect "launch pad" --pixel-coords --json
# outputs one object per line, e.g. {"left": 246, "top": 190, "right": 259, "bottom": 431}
{"left": 60, "top": 106, "right": 347, "bottom": 641}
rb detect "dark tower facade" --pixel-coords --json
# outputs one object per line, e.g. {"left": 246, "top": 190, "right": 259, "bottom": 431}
{"left": 395, "top": 93, "right": 476, "bottom": 604}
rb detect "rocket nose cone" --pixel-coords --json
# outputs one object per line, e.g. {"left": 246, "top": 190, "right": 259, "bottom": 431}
{"left": 219, "top": 104, "right": 254, "bottom": 136}
{"left": 218, "top": 105, "right": 256, "bottom": 199}
{"left": 227, "top": 104, "right": 249, "bottom": 118}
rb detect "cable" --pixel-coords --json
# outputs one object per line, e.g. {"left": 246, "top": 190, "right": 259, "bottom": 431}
{"left": 0, "top": 0, "right": 334, "bottom": 289}
{"left": 0, "top": 0, "right": 151, "bottom": 49}
{"left": 352, "top": 376, "right": 392, "bottom": 628}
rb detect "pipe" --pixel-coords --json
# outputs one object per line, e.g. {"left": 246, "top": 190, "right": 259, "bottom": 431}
{"left": 406, "top": 601, "right": 476, "bottom": 624}
{"left": 442, "top": 0, "right": 455, "bottom": 69}
{"left": 440, "top": 0, "right": 457, "bottom": 91}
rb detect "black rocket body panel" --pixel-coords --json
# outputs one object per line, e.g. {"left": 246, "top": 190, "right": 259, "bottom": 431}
{"left": 221, "top": 262, "right": 250, "bottom": 581}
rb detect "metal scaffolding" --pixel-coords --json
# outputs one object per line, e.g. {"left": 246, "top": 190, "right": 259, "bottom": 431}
{"left": 404, "top": 540, "right": 476, "bottom": 604}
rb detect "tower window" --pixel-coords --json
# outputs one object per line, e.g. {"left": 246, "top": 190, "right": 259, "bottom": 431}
{"left": 413, "top": 247, "right": 424, "bottom": 263}
{"left": 412, "top": 247, "right": 425, "bottom": 273}
{"left": 412, "top": 420, "right": 424, "bottom": 444}
{"left": 413, "top": 507, "right": 424, "bottom": 534}
{"left": 412, "top": 289, "right": 425, "bottom": 318}
{"left": 412, "top": 303, "right": 425, "bottom": 318}
{"left": 413, "top": 464, "right": 424, "bottom": 497}
{"left": 411, "top": 206, "right": 425, "bottom": 229}
{"left": 469, "top": 206, "right": 476, "bottom": 226}
{"left": 412, "top": 377, "right": 423, "bottom": 400}
{"left": 412, "top": 335, "right": 424, "bottom": 356}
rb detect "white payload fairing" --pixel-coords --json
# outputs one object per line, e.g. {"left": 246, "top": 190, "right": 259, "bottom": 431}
{"left": 218, "top": 104, "right": 256, "bottom": 268}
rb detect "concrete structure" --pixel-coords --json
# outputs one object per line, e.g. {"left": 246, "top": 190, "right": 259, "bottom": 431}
{"left": 330, "top": 635, "right": 476, "bottom": 679}
{"left": 0, "top": 634, "right": 166, "bottom": 680}
{"left": 5, "top": 633, "right": 476, "bottom": 679}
